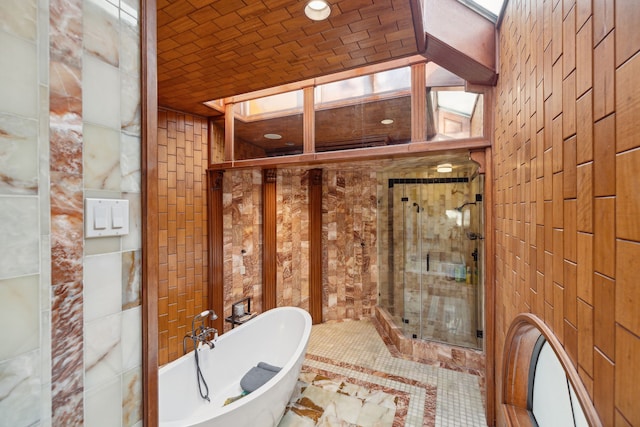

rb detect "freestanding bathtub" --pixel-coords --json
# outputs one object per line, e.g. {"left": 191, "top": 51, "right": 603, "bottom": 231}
{"left": 159, "top": 306, "right": 312, "bottom": 427}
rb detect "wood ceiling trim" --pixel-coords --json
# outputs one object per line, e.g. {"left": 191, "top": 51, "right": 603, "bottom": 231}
{"left": 422, "top": 0, "right": 497, "bottom": 85}
{"left": 209, "top": 137, "right": 490, "bottom": 171}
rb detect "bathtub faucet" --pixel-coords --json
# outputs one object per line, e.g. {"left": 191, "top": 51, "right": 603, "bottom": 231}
{"left": 183, "top": 310, "right": 218, "bottom": 354}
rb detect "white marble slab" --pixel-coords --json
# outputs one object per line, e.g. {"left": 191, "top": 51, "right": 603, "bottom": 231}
{"left": 0, "top": 113, "right": 38, "bottom": 194}
{"left": 0, "top": 349, "right": 41, "bottom": 426}
{"left": 0, "top": 32, "right": 38, "bottom": 118}
{"left": 83, "top": 54, "right": 120, "bottom": 130}
{"left": 84, "top": 252, "right": 122, "bottom": 322}
{"left": 0, "top": 197, "right": 39, "bottom": 279}
{"left": 85, "top": 312, "right": 122, "bottom": 390}
{"left": 83, "top": 122, "right": 121, "bottom": 191}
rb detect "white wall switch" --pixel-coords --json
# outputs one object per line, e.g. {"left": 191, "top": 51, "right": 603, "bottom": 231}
{"left": 112, "top": 203, "right": 125, "bottom": 228}
{"left": 94, "top": 205, "right": 108, "bottom": 229}
{"left": 85, "top": 198, "right": 130, "bottom": 238}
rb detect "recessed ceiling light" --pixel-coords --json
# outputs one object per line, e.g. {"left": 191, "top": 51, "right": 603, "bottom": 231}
{"left": 285, "top": 141, "right": 295, "bottom": 146}
{"left": 305, "top": 0, "right": 331, "bottom": 21}
{"left": 436, "top": 163, "right": 453, "bottom": 173}
{"left": 264, "top": 133, "right": 282, "bottom": 140}
{"left": 381, "top": 119, "right": 394, "bottom": 125}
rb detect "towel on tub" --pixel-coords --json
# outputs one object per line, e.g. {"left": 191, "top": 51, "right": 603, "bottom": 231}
{"left": 240, "top": 362, "right": 282, "bottom": 393}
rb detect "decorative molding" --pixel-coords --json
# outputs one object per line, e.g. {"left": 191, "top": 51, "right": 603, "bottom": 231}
{"left": 262, "top": 169, "right": 277, "bottom": 311}
{"left": 308, "top": 168, "right": 323, "bottom": 324}
{"left": 501, "top": 313, "right": 602, "bottom": 427}
{"left": 141, "top": 0, "right": 159, "bottom": 424}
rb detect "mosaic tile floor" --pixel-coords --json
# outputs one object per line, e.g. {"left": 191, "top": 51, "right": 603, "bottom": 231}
{"left": 279, "top": 319, "right": 487, "bottom": 427}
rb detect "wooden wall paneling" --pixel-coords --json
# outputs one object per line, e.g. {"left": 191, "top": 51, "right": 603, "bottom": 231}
{"left": 309, "top": 168, "right": 323, "bottom": 324}
{"left": 496, "top": 1, "right": 640, "bottom": 425}
{"left": 263, "top": 169, "right": 277, "bottom": 311}
{"left": 141, "top": 0, "right": 158, "bottom": 423}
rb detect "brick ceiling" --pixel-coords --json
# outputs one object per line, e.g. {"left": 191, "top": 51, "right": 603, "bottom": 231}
{"left": 157, "top": 0, "right": 421, "bottom": 116}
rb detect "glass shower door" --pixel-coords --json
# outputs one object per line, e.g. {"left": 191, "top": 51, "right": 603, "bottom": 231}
{"left": 418, "top": 181, "right": 481, "bottom": 348}
{"left": 401, "top": 184, "right": 423, "bottom": 339}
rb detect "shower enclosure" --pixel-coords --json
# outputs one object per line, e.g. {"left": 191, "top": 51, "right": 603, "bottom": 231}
{"left": 378, "top": 162, "right": 484, "bottom": 350}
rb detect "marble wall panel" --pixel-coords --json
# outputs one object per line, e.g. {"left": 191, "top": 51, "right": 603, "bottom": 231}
{"left": 0, "top": 275, "right": 39, "bottom": 361}
{"left": 121, "top": 133, "right": 141, "bottom": 192}
{"left": 0, "top": 350, "right": 41, "bottom": 427}
{"left": 122, "top": 191, "right": 142, "bottom": 250}
{"left": 0, "top": 31, "right": 38, "bottom": 118}
{"left": 122, "top": 366, "right": 142, "bottom": 427}
{"left": 323, "top": 169, "right": 378, "bottom": 322}
{"left": 122, "top": 249, "right": 141, "bottom": 310}
{"left": 84, "top": 252, "right": 123, "bottom": 322}
{"left": 122, "top": 306, "right": 141, "bottom": 371}
{"left": 83, "top": 54, "right": 120, "bottom": 129}
{"left": 51, "top": 281, "right": 84, "bottom": 425}
{"left": 0, "top": 114, "right": 39, "bottom": 194}
{"left": 0, "top": 0, "right": 142, "bottom": 423}
{"left": 84, "top": 123, "right": 121, "bottom": 190}
{"left": 84, "top": 312, "right": 122, "bottom": 390}
{"left": 0, "top": 198, "right": 39, "bottom": 278}
{"left": 84, "top": 377, "right": 122, "bottom": 427}
{"left": 0, "top": 0, "right": 37, "bottom": 41}
{"left": 83, "top": 0, "right": 120, "bottom": 67}
{"left": 221, "top": 167, "right": 378, "bottom": 327}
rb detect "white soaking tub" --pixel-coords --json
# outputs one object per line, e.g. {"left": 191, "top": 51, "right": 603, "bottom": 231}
{"left": 159, "top": 306, "right": 312, "bottom": 427}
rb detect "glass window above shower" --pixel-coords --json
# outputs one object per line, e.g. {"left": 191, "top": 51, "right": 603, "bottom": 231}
{"left": 207, "top": 58, "right": 487, "bottom": 163}
{"left": 425, "top": 63, "right": 484, "bottom": 141}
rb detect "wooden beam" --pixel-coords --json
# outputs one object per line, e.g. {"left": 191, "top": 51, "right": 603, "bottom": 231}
{"left": 262, "top": 169, "right": 278, "bottom": 311}
{"left": 411, "top": 62, "right": 427, "bottom": 142}
{"left": 308, "top": 169, "right": 323, "bottom": 324}
{"left": 423, "top": 0, "right": 497, "bottom": 85}
{"left": 141, "top": 0, "right": 159, "bottom": 424}
{"left": 224, "top": 102, "right": 234, "bottom": 161}
{"left": 303, "top": 87, "right": 315, "bottom": 154}
{"left": 207, "top": 138, "right": 491, "bottom": 171}
{"left": 409, "top": 0, "right": 426, "bottom": 52}
{"left": 207, "top": 170, "right": 224, "bottom": 333}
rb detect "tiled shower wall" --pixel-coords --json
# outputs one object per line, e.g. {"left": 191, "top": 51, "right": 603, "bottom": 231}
{"left": 0, "top": 0, "right": 142, "bottom": 425}
{"left": 220, "top": 168, "right": 378, "bottom": 332}
{"left": 156, "top": 109, "right": 210, "bottom": 365}
{"left": 494, "top": 1, "right": 640, "bottom": 425}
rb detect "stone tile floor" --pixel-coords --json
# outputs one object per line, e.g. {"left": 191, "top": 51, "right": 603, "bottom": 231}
{"left": 279, "top": 318, "right": 487, "bottom": 427}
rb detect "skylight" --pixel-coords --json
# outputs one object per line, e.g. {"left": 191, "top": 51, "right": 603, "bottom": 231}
{"left": 436, "top": 91, "right": 479, "bottom": 117}
{"left": 458, "top": 0, "right": 505, "bottom": 21}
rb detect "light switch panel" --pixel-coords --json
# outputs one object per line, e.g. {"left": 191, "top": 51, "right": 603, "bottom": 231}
{"left": 112, "top": 204, "right": 124, "bottom": 228}
{"left": 85, "top": 198, "right": 130, "bottom": 238}
{"left": 94, "top": 205, "right": 108, "bottom": 229}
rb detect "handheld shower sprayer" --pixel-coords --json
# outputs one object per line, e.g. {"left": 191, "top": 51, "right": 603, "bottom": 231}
{"left": 192, "top": 309, "right": 218, "bottom": 333}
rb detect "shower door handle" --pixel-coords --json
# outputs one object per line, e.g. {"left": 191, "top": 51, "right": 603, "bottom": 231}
{"left": 426, "top": 253, "right": 430, "bottom": 271}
